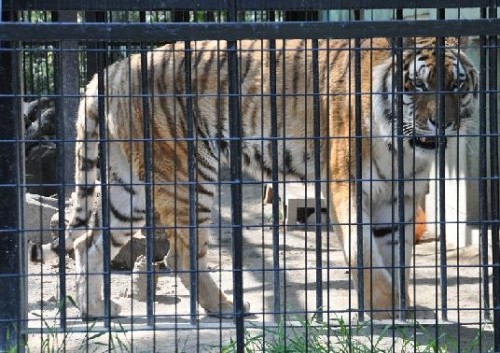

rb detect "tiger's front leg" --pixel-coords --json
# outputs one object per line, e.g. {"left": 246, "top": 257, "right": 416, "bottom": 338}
{"left": 370, "top": 218, "right": 413, "bottom": 319}
{"left": 330, "top": 181, "right": 409, "bottom": 319}
{"left": 73, "top": 229, "right": 123, "bottom": 320}
{"left": 71, "top": 177, "right": 143, "bottom": 320}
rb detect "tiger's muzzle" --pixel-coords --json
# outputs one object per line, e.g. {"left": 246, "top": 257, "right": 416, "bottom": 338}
{"left": 409, "top": 135, "right": 447, "bottom": 150}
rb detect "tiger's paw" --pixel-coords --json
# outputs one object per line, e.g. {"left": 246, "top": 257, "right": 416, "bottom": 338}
{"left": 80, "top": 299, "right": 122, "bottom": 321}
{"left": 205, "top": 300, "right": 251, "bottom": 319}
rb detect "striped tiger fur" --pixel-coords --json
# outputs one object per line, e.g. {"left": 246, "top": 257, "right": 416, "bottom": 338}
{"left": 31, "top": 37, "right": 478, "bottom": 320}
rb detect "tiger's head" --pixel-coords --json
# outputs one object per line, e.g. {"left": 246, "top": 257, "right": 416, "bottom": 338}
{"left": 374, "top": 37, "right": 478, "bottom": 152}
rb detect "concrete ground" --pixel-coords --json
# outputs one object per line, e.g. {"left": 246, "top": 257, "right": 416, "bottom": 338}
{"left": 25, "top": 179, "right": 495, "bottom": 352}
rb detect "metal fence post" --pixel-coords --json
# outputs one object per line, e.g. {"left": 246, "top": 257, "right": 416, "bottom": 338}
{"left": 0, "top": 8, "right": 26, "bottom": 353}
{"left": 56, "top": 10, "right": 79, "bottom": 197}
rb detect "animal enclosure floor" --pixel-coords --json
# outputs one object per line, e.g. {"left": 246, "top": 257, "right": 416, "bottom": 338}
{"left": 25, "top": 180, "right": 494, "bottom": 352}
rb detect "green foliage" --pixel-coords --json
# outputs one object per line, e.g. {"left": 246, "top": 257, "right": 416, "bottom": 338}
{"left": 24, "top": 296, "right": 131, "bottom": 353}
{"left": 220, "top": 314, "right": 492, "bottom": 353}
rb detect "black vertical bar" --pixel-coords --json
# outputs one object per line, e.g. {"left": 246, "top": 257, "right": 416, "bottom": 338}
{"left": 436, "top": 8, "right": 448, "bottom": 322}
{"left": 488, "top": 4, "right": 500, "bottom": 351}
{"left": 312, "top": 38, "right": 323, "bottom": 321}
{"left": 268, "top": 38, "right": 281, "bottom": 323}
{"left": 53, "top": 39, "right": 68, "bottom": 330}
{"left": 96, "top": 42, "right": 111, "bottom": 329}
{"left": 353, "top": 9, "right": 364, "bottom": 321}
{"left": 84, "top": 12, "right": 106, "bottom": 83}
{"left": 394, "top": 9, "right": 406, "bottom": 322}
{"left": 479, "top": 7, "right": 491, "bottom": 323}
{"left": 283, "top": 11, "right": 319, "bottom": 21}
{"left": 139, "top": 10, "right": 156, "bottom": 327}
{"left": 172, "top": 10, "right": 190, "bottom": 22}
{"left": 56, "top": 10, "right": 78, "bottom": 197}
{"left": 0, "top": 9, "right": 25, "bottom": 353}
{"left": 184, "top": 40, "right": 199, "bottom": 326}
{"left": 227, "top": 1, "right": 244, "bottom": 352}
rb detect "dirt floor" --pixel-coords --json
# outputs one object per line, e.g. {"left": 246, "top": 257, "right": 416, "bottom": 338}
{"left": 25, "top": 177, "right": 495, "bottom": 352}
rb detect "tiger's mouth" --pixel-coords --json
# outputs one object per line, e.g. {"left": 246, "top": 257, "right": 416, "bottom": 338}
{"left": 409, "top": 135, "right": 447, "bottom": 150}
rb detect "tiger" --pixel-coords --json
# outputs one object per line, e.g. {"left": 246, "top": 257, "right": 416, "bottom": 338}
{"left": 31, "top": 37, "right": 478, "bottom": 320}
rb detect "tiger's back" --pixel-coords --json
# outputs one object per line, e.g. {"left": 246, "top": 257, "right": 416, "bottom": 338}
{"left": 93, "top": 39, "right": 382, "bottom": 183}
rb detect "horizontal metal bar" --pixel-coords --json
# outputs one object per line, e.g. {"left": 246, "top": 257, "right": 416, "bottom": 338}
{"left": 24, "top": 318, "right": 464, "bottom": 335}
{"left": 1, "top": 19, "right": 499, "bottom": 42}
{"left": 4, "top": 0, "right": 491, "bottom": 11}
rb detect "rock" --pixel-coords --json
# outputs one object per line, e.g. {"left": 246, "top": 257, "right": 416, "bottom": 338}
{"left": 25, "top": 141, "right": 57, "bottom": 197}
{"left": 112, "top": 231, "right": 169, "bottom": 270}
{"left": 23, "top": 97, "right": 54, "bottom": 130}
{"left": 25, "top": 193, "right": 59, "bottom": 244}
{"left": 24, "top": 98, "right": 57, "bottom": 197}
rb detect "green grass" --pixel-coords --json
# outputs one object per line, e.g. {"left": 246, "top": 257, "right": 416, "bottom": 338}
{"left": 9, "top": 298, "right": 493, "bottom": 352}
{"left": 16, "top": 296, "right": 131, "bottom": 353}
{"left": 219, "top": 315, "right": 493, "bottom": 353}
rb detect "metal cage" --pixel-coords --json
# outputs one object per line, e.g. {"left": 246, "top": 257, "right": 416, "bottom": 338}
{"left": 0, "top": 1, "right": 499, "bottom": 352}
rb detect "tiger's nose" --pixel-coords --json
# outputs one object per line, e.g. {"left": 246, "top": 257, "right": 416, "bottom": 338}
{"left": 429, "top": 118, "right": 453, "bottom": 129}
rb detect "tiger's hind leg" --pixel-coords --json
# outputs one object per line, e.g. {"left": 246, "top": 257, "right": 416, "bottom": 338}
{"left": 155, "top": 184, "right": 250, "bottom": 318}
{"left": 163, "top": 226, "right": 236, "bottom": 317}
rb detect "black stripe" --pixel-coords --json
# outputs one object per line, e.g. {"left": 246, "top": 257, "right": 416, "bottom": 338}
{"left": 70, "top": 217, "right": 89, "bottom": 228}
{"left": 111, "top": 171, "right": 136, "bottom": 195}
{"left": 197, "top": 125, "right": 218, "bottom": 161}
{"left": 196, "top": 163, "right": 216, "bottom": 183}
{"left": 93, "top": 211, "right": 100, "bottom": 227}
{"left": 240, "top": 40, "right": 257, "bottom": 85}
{"left": 219, "top": 50, "right": 228, "bottom": 72}
{"left": 157, "top": 50, "right": 174, "bottom": 134}
{"left": 194, "top": 40, "right": 209, "bottom": 69}
{"left": 78, "top": 155, "right": 98, "bottom": 171}
{"left": 109, "top": 202, "right": 144, "bottom": 223}
{"left": 197, "top": 205, "right": 212, "bottom": 214}
{"left": 255, "top": 145, "right": 272, "bottom": 177}
{"left": 197, "top": 217, "right": 211, "bottom": 224}
{"left": 77, "top": 185, "right": 95, "bottom": 197}
{"left": 284, "top": 149, "right": 293, "bottom": 173}
{"left": 176, "top": 53, "right": 186, "bottom": 90}
{"left": 373, "top": 225, "right": 398, "bottom": 238}
{"left": 275, "top": 40, "right": 284, "bottom": 70}
{"left": 196, "top": 150, "right": 217, "bottom": 174}
{"left": 217, "top": 138, "right": 228, "bottom": 153}
{"left": 195, "top": 183, "right": 214, "bottom": 197}
{"left": 242, "top": 151, "right": 251, "bottom": 166}
{"left": 292, "top": 39, "right": 306, "bottom": 96}
{"left": 200, "top": 47, "right": 216, "bottom": 94}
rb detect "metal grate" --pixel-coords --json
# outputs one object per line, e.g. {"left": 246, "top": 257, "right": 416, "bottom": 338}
{"left": 0, "top": 2, "right": 499, "bottom": 352}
